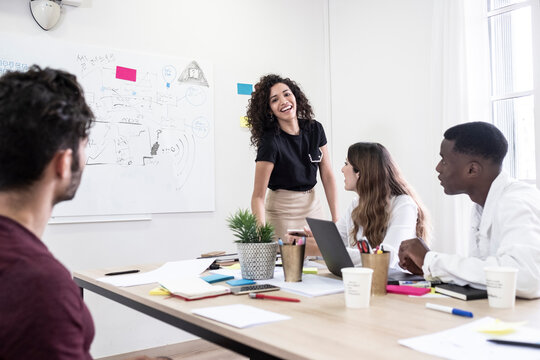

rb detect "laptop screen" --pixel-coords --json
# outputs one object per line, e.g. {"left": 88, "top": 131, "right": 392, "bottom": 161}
{"left": 306, "top": 217, "right": 354, "bottom": 277}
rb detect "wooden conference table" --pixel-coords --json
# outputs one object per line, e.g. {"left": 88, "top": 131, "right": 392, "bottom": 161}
{"left": 73, "top": 264, "right": 540, "bottom": 360}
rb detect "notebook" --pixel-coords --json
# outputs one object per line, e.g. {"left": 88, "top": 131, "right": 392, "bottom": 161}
{"left": 306, "top": 217, "right": 354, "bottom": 277}
{"left": 159, "top": 277, "right": 231, "bottom": 301}
{"left": 434, "top": 283, "right": 488, "bottom": 301}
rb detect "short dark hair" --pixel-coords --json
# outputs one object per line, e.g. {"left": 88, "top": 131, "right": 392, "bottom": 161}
{"left": 444, "top": 121, "right": 508, "bottom": 165}
{"left": 0, "top": 66, "right": 94, "bottom": 191}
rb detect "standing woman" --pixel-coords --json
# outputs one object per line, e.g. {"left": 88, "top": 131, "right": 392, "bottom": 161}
{"left": 247, "top": 74, "right": 338, "bottom": 240}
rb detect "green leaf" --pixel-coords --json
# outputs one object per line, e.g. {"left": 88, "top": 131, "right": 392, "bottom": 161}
{"left": 226, "top": 208, "right": 275, "bottom": 243}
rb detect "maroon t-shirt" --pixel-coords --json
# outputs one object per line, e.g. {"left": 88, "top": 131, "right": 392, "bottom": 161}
{"left": 0, "top": 215, "right": 94, "bottom": 359}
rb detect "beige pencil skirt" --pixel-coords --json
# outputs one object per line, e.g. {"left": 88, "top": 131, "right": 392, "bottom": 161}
{"left": 265, "top": 188, "right": 324, "bottom": 241}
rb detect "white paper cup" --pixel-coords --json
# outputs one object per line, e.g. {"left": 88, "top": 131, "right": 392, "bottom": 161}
{"left": 341, "top": 267, "right": 373, "bottom": 308}
{"left": 484, "top": 266, "right": 518, "bottom": 308}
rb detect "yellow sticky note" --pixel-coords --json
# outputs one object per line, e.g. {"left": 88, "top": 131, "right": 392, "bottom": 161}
{"left": 476, "top": 319, "right": 527, "bottom": 335}
{"left": 240, "top": 116, "right": 249, "bottom": 128}
{"left": 226, "top": 263, "right": 241, "bottom": 270}
{"left": 302, "top": 267, "right": 318, "bottom": 274}
{"left": 149, "top": 286, "right": 170, "bottom": 296}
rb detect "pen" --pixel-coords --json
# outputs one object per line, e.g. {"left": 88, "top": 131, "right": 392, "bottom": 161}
{"left": 249, "top": 292, "right": 300, "bottom": 302}
{"left": 425, "top": 302, "right": 473, "bottom": 318}
{"left": 105, "top": 269, "right": 140, "bottom": 276}
{"left": 487, "top": 339, "right": 540, "bottom": 349}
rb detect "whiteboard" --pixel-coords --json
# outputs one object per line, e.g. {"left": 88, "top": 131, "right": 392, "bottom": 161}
{"left": 0, "top": 33, "right": 214, "bottom": 216}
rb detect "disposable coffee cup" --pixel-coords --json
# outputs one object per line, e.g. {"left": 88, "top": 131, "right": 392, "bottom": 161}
{"left": 341, "top": 267, "right": 373, "bottom": 308}
{"left": 360, "top": 252, "right": 390, "bottom": 295}
{"left": 280, "top": 244, "right": 305, "bottom": 282}
{"left": 484, "top": 266, "right": 518, "bottom": 308}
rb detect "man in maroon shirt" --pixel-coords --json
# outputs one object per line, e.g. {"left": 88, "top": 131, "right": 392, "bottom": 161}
{"left": 0, "top": 67, "right": 168, "bottom": 360}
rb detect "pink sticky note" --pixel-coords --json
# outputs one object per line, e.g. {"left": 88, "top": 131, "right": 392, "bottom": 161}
{"left": 386, "top": 285, "right": 430, "bottom": 296}
{"left": 116, "top": 66, "right": 137, "bottom": 82}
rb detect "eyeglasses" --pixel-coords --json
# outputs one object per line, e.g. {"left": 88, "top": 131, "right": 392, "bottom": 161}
{"left": 309, "top": 150, "right": 323, "bottom": 163}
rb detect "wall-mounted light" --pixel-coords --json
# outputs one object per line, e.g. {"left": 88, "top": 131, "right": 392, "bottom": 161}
{"left": 29, "top": 0, "right": 82, "bottom": 31}
{"left": 30, "top": 0, "right": 61, "bottom": 31}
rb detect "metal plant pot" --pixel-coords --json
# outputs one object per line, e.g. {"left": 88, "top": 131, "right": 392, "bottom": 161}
{"left": 236, "top": 242, "right": 278, "bottom": 280}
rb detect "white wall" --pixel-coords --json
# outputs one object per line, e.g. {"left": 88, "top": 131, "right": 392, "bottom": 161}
{"left": 0, "top": 0, "right": 331, "bottom": 357}
{"left": 328, "top": 0, "right": 447, "bottom": 248}
{"left": 0, "top": 0, "right": 459, "bottom": 357}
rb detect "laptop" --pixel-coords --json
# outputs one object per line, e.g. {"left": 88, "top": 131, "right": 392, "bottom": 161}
{"left": 305, "top": 217, "right": 354, "bottom": 277}
{"left": 306, "top": 217, "right": 426, "bottom": 282}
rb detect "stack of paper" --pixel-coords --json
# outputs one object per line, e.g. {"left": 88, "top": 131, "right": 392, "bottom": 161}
{"left": 212, "top": 268, "right": 344, "bottom": 297}
{"left": 97, "top": 258, "right": 215, "bottom": 287}
{"left": 159, "top": 277, "right": 230, "bottom": 300}
{"left": 399, "top": 317, "right": 540, "bottom": 359}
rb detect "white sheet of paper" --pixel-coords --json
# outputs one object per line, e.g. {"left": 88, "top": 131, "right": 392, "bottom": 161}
{"left": 97, "top": 258, "right": 215, "bottom": 287}
{"left": 213, "top": 268, "right": 344, "bottom": 297}
{"left": 399, "top": 316, "right": 540, "bottom": 360}
{"left": 192, "top": 304, "right": 290, "bottom": 328}
{"left": 303, "top": 259, "right": 328, "bottom": 269}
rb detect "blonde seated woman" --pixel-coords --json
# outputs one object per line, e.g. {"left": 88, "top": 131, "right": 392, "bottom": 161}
{"left": 296, "top": 142, "right": 430, "bottom": 271}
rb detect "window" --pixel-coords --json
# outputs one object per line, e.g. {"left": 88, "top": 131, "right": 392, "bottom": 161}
{"left": 487, "top": 0, "right": 536, "bottom": 180}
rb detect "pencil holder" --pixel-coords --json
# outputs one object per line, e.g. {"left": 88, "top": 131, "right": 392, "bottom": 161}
{"left": 280, "top": 244, "right": 305, "bottom": 282}
{"left": 360, "top": 252, "right": 390, "bottom": 295}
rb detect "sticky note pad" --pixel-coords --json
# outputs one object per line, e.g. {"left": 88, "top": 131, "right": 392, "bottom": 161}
{"left": 240, "top": 116, "right": 249, "bottom": 128}
{"left": 226, "top": 263, "right": 241, "bottom": 270}
{"left": 303, "top": 267, "right": 318, "bottom": 274}
{"left": 201, "top": 274, "right": 234, "bottom": 284}
{"left": 476, "top": 319, "right": 527, "bottom": 335}
{"left": 237, "top": 83, "right": 253, "bottom": 95}
{"left": 116, "top": 66, "right": 137, "bottom": 82}
{"left": 149, "top": 286, "right": 170, "bottom": 296}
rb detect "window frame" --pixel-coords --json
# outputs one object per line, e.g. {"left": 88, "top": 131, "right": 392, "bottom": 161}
{"left": 486, "top": 0, "right": 538, "bottom": 184}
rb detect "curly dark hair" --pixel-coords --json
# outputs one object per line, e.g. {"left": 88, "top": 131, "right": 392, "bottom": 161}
{"left": 0, "top": 65, "right": 94, "bottom": 191}
{"left": 246, "top": 74, "right": 314, "bottom": 148}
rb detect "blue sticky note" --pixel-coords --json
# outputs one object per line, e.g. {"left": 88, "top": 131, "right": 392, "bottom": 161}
{"left": 201, "top": 274, "right": 234, "bottom": 284}
{"left": 237, "top": 83, "right": 253, "bottom": 95}
{"left": 226, "top": 279, "right": 255, "bottom": 286}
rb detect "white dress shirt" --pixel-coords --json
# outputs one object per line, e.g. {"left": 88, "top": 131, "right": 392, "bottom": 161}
{"left": 423, "top": 171, "right": 540, "bottom": 299}
{"left": 336, "top": 195, "right": 418, "bottom": 270}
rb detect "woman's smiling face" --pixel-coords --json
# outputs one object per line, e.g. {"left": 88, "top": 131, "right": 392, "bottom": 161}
{"left": 268, "top": 82, "right": 297, "bottom": 122}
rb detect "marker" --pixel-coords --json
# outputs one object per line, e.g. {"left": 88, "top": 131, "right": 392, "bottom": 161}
{"left": 425, "top": 302, "right": 473, "bottom": 318}
{"left": 105, "top": 269, "right": 140, "bottom": 276}
{"left": 487, "top": 339, "right": 540, "bottom": 349}
{"left": 249, "top": 292, "right": 300, "bottom": 302}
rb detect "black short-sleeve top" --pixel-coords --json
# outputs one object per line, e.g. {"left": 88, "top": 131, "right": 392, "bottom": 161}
{"left": 255, "top": 120, "right": 327, "bottom": 191}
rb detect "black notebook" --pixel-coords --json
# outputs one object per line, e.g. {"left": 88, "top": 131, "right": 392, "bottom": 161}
{"left": 434, "top": 283, "right": 487, "bottom": 300}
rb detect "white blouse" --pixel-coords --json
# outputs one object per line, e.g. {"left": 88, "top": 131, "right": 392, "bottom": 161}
{"left": 335, "top": 194, "right": 418, "bottom": 270}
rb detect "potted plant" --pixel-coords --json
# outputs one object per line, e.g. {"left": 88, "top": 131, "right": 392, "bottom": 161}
{"left": 227, "top": 209, "right": 277, "bottom": 280}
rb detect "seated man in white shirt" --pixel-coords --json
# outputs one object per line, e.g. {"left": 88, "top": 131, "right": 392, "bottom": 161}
{"left": 398, "top": 121, "right": 540, "bottom": 299}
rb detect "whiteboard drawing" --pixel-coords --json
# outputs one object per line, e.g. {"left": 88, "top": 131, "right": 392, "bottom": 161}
{"left": 0, "top": 33, "right": 215, "bottom": 216}
{"left": 178, "top": 60, "right": 209, "bottom": 87}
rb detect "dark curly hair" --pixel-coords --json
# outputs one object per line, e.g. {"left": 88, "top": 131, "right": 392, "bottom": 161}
{"left": 0, "top": 65, "right": 94, "bottom": 191}
{"left": 246, "top": 74, "right": 314, "bottom": 148}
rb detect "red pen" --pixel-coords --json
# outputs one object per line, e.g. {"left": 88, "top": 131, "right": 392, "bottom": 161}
{"left": 248, "top": 292, "right": 300, "bottom": 302}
